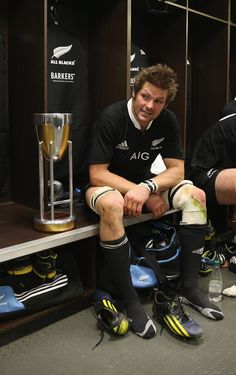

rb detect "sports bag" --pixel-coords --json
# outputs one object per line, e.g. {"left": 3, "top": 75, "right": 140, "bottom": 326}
{"left": 127, "top": 220, "right": 182, "bottom": 289}
{"left": 0, "top": 248, "right": 84, "bottom": 321}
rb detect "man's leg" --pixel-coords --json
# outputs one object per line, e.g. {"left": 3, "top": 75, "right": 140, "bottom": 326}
{"left": 163, "top": 181, "right": 224, "bottom": 320}
{"left": 215, "top": 169, "right": 236, "bottom": 206}
{"left": 86, "top": 187, "right": 156, "bottom": 338}
{"left": 215, "top": 169, "right": 236, "bottom": 229}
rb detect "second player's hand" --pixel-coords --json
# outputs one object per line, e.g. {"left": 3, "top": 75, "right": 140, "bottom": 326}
{"left": 145, "top": 193, "right": 167, "bottom": 219}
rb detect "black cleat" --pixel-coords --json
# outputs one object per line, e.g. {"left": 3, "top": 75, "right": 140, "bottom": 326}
{"left": 153, "top": 289, "right": 203, "bottom": 339}
{"left": 93, "top": 289, "right": 129, "bottom": 344}
{"left": 6, "top": 256, "right": 32, "bottom": 276}
{"left": 31, "top": 250, "right": 57, "bottom": 279}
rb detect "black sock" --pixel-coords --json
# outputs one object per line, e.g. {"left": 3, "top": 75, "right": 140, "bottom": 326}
{"left": 99, "top": 234, "right": 137, "bottom": 304}
{"left": 99, "top": 235, "right": 156, "bottom": 339}
{"left": 125, "top": 300, "right": 156, "bottom": 339}
{"left": 179, "top": 224, "right": 210, "bottom": 306}
{"left": 183, "top": 289, "right": 221, "bottom": 310}
{"left": 179, "top": 224, "right": 222, "bottom": 314}
{"left": 179, "top": 224, "right": 224, "bottom": 320}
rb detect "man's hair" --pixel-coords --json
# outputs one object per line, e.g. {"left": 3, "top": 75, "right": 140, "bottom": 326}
{"left": 133, "top": 63, "right": 178, "bottom": 104}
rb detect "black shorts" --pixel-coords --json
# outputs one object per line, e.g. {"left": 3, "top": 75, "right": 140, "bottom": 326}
{"left": 192, "top": 168, "right": 224, "bottom": 206}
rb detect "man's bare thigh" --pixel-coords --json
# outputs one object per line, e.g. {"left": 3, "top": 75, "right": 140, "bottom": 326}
{"left": 215, "top": 169, "right": 236, "bottom": 204}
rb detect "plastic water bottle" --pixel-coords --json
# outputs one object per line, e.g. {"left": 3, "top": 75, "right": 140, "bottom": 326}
{"left": 208, "top": 258, "right": 223, "bottom": 302}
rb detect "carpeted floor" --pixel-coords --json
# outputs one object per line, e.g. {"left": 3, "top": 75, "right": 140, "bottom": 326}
{"left": 1, "top": 268, "right": 236, "bottom": 375}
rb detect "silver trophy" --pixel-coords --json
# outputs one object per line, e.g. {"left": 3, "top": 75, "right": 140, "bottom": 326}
{"left": 33, "top": 113, "right": 76, "bottom": 232}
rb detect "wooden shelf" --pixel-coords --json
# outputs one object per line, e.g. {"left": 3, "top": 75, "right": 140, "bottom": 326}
{"left": 0, "top": 202, "right": 99, "bottom": 262}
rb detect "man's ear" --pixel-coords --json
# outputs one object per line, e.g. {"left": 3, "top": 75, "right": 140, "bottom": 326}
{"left": 132, "top": 89, "right": 135, "bottom": 99}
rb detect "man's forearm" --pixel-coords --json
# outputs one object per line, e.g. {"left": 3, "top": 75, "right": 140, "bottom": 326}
{"left": 90, "top": 169, "right": 136, "bottom": 194}
{"left": 151, "top": 166, "right": 184, "bottom": 192}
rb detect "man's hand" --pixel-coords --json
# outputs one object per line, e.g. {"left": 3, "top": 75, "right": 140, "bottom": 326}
{"left": 123, "top": 185, "right": 150, "bottom": 217}
{"left": 145, "top": 193, "right": 167, "bottom": 219}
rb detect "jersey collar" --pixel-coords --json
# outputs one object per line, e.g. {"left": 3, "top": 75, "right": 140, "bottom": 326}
{"left": 127, "top": 98, "right": 153, "bottom": 130}
{"left": 220, "top": 113, "right": 236, "bottom": 122}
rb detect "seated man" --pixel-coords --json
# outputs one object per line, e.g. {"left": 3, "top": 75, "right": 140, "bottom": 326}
{"left": 86, "top": 64, "right": 223, "bottom": 340}
{"left": 189, "top": 101, "right": 236, "bottom": 230}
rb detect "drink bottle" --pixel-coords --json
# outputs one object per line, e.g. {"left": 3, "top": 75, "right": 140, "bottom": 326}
{"left": 208, "top": 258, "right": 223, "bottom": 302}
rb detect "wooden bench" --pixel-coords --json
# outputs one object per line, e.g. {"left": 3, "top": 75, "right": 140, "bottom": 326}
{"left": 0, "top": 202, "right": 178, "bottom": 263}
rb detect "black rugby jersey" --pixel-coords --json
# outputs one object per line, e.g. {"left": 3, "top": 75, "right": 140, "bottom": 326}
{"left": 222, "top": 98, "right": 236, "bottom": 117}
{"left": 88, "top": 101, "right": 184, "bottom": 183}
{"left": 189, "top": 114, "right": 236, "bottom": 178}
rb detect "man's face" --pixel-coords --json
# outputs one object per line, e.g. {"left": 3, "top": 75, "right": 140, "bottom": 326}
{"left": 132, "top": 82, "right": 168, "bottom": 128}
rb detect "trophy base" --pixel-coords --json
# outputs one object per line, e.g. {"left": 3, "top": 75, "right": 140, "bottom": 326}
{"left": 33, "top": 211, "right": 76, "bottom": 233}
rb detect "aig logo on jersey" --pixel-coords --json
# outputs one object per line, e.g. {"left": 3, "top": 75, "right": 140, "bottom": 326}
{"left": 130, "top": 152, "right": 149, "bottom": 160}
{"left": 151, "top": 138, "right": 165, "bottom": 150}
{"left": 116, "top": 141, "right": 149, "bottom": 160}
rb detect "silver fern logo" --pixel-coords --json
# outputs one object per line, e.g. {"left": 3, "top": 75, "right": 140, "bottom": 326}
{"left": 151, "top": 137, "right": 165, "bottom": 150}
{"left": 52, "top": 44, "right": 72, "bottom": 59}
{"left": 152, "top": 138, "right": 165, "bottom": 146}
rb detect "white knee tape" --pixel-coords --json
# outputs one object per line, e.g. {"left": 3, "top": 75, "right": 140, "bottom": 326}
{"left": 171, "top": 181, "right": 206, "bottom": 225}
{"left": 90, "top": 186, "right": 117, "bottom": 214}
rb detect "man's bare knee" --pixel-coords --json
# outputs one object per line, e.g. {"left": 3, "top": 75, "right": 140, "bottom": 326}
{"left": 172, "top": 184, "right": 207, "bottom": 225}
{"left": 191, "top": 186, "right": 206, "bottom": 206}
{"left": 97, "top": 191, "right": 124, "bottom": 219}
